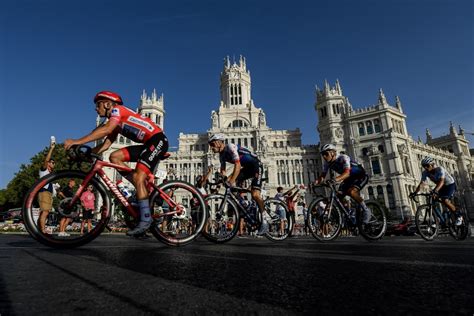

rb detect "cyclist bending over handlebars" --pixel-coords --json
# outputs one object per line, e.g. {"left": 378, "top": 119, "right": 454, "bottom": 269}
{"left": 314, "top": 144, "right": 372, "bottom": 224}
{"left": 410, "top": 156, "right": 462, "bottom": 226}
{"left": 64, "top": 91, "right": 169, "bottom": 236}
{"left": 208, "top": 134, "right": 267, "bottom": 234}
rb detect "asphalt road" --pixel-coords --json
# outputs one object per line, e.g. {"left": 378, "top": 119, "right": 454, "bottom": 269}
{"left": 0, "top": 233, "right": 473, "bottom": 315}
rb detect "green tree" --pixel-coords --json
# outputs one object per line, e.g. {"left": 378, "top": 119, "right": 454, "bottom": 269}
{"left": 0, "top": 144, "right": 84, "bottom": 209}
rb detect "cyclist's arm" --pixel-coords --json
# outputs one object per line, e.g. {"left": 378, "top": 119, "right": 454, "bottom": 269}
{"left": 315, "top": 173, "right": 326, "bottom": 184}
{"left": 64, "top": 120, "right": 118, "bottom": 150}
{"left": 335, "top": 169, "right": 350, "bottom": 182}
{"left": 433, "top": 178, "right": 445, "bottom": 194}
{"left": 228, "top": 161, "right": 241, "bottom": 185}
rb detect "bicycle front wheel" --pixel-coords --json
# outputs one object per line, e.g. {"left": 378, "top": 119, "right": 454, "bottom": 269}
{"left": 149, "top": 180, "right": 207, "bottom": 247}
{"left": 307, "top": 197, "right": 342, "bottom": 242}
{"left": 263, "top": 198, "right": 293, "bottom": 241}
{"left": 22, "top": 170, "right": 111, "bottom": 249}
{"left": 202, "top": 194, "right": 240, "bottom": 243}
{"left": 359, "top": 201, "right": 387, "bottom": 241}
{"left": 415, "top": 205, "right": 439, "bottom": 241}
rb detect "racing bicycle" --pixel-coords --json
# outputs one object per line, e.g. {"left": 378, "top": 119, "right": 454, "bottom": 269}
{"left": 307, "top": 182, "right": 387, "bottom": 241}
{"left": 22, "top": 145, "right": 207, "bottom": 248}
{"left": 410, "top": 192, "right": 469, "bottom": 241}
{"left": 202, "top": 175, "right": 293, "bottom": 243}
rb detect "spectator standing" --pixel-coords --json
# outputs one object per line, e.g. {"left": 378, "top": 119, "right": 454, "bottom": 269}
{"left": 37, "top": 138, "right": 56, "bottom": 234}
{"left": 284, "top": 186, "right": 300, "bottom": 236}
{"left": 274, "top": 187, "right": 288, "bottom": 236}
{"left": 80, "top": 184, "right": 95, "bottom": 234}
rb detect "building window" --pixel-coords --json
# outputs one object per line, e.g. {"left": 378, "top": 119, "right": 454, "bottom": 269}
{"left": 358, "top": 123, "right": 365, "bottom": 136}
{"left": 366, "top": 121, "right": 374, "bottom": 134}
{"left": 387, "top": 184, "right": 396, "bottom": 209}
{"left": 362, "top": 148, "right": 368, "bottom": 156}
{"left": 368, "top": 186, "right": 375, "bottom": 200}
{"left": 378, "top": 145, "right": 384, "bottom": 153}
{"left": 371, "top": 158, "right": 381, "bottom": 175}
{"left": 374, "top": 119, "right": 381, "bottom": 133}
{"left": 377, "top": 185, "right": 385, "bottom": 205}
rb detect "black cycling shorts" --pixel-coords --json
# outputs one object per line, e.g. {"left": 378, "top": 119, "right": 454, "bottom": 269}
{"left": 339, "top": 174, "right": 369, "bottom": 194}
{"left": 121, "top": 132, "right": 169, "bottom": 175}
{"left": 236, "top": 161, "right": 263, "bottom": 190}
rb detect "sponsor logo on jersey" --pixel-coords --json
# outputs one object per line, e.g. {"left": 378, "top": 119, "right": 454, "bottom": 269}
{"left": 111, "top": 108, "right": 120, "bottom": 116}
{"left": 127, "top": 116, "right": 154, "bottom": 132}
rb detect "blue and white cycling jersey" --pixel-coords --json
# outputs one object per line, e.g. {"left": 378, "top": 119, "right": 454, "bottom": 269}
{"left": 421, "top": 166, "right": 455, "bottom": 186}
{"left": 322, "top": 154, "right": 365, "bottom": 177}
{"left": 219, "top": 144, "right": 259, "bottom": 170}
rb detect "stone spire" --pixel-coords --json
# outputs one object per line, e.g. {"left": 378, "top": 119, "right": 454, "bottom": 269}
{"left": 459, "top": 125, "right": 465, "bottom": 136}
{"left": 395, "top": 95, "right": 403, "bottom": 113}
{"left": 324, "top": 79, "right": 330, "bottom": 95}
{"left": 426, "top": 128, "right": 432, "bottom": 142}
{"left": 449, "top": 121, "right": 457, "bottom": 136}
{"left": 378, "top": 88, "right": 388, "bottom": 107}
{"left": 335, "top": 79, "right": 342, "bottom": 95}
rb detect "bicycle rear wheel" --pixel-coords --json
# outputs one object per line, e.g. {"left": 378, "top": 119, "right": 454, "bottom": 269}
{"left": 22, "top": 170, "right": 111, "bottom": 248}
{"left": 263, "top": 198, "right": 293, "bottom": 241}
{"left": 307, "top": 197, "right": 342, "bottom": 242}
{"left": 359, "top": 201, "right": 387, "bottom": 241}
{"left": 415, "top": 205, "right": 439, "bottom": 241}
{"left": 202, "top": 194, "right": 240, "bottom": 243}
{"left": 149, "top": 180, "right": 207, "bottom": 246}
{"left": 448, "top": 208, "right": 469, "bottom": 241}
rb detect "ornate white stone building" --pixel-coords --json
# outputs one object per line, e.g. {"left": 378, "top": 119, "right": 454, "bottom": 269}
{"left": 163, "top": 56, "right": 320, "bottom": 195}
{"left": 315, "top": 80, "right": 474, "bottom": 218}
{"left": 100, "top": 56, "right": 474, "bottom": 219}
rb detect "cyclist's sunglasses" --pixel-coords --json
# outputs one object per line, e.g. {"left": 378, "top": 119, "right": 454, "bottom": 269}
{"left": 422, "top": 164, "right": 431, "bottom": 169}
{"left": 321, "top": 151, "right": 331, "bottom": 157}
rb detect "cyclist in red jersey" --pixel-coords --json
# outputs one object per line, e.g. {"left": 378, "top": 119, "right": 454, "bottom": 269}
{"left": 64, "top": 91, "right": 169, "bottom": 236}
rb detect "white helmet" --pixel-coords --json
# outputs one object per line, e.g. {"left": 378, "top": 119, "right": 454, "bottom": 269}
{"left": 321, "top": 143, "right": 336, "bottom": 153}
{"left": 208, "top": 133, "right": 225, "bottom": 143}
{"left": 421, "top": 156, "right": 434, "bottom": 166}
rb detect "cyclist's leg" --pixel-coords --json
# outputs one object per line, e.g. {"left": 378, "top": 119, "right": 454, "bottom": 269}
{"left": 250, "top": 163, "right": 264, "bottom": 214}
{"left": 439, "top": 184, "right": 462, "bottom": 225}
{"left": 109, "top": 147, "right": 140, "bottom": 181}
{"left": 344, "top": 175, "right": 370, "bottom": 223}
{"left": 127, "top": 133, "right": 168, "bottom": 235}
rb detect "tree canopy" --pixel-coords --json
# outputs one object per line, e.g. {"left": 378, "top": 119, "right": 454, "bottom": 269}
{"left": 0, "top": 144, "right": 83, "bottom": 211}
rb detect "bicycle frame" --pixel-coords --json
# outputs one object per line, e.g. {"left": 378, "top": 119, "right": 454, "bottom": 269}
{"left": 322, "top": 184, "right": 357, "bottom": 224}
{"left": 68, "top": 159, "right": 182, "bottom": 220}
{"left": 418, "top": 194, "right": 449, "bottom": 227}
{"left": 220, "top": 187, "right": 259, "bottom": 226}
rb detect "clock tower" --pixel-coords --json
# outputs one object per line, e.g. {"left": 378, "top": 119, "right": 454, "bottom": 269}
{"left": 220, "top": 55, "right": 251, "bottom": 108}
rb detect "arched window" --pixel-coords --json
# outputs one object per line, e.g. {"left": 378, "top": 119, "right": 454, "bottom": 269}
{"left": 374, "top": 119, "right": 381, "bottom": 133}
{"left": 228, "top": 120, "right": 248, "bottom": 128}
{"left": 366, "top": 121, "right": 374, "bottom": 134}
{"left": 368, "top": 186, "right": 375, "bottom": 200}
{"left": 358, "top": 123, "right": 365, "bottom": 136}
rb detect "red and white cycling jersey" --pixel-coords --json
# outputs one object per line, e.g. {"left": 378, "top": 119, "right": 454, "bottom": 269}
{"left": 109, "top": 105, "right": 162, "bottom": 143}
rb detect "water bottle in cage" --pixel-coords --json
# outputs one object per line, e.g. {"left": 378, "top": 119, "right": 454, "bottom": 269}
{"left": 116, "top": 180, "right": 132, "bottom": 200}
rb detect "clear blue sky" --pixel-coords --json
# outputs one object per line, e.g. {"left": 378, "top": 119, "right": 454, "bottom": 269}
{"left": 1, "top": 0, "right": 473, "bottom": 189}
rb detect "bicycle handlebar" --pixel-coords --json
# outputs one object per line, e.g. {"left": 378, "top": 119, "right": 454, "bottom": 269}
{"left": 68, "top": 145, "right": 102, "bottom": 162}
